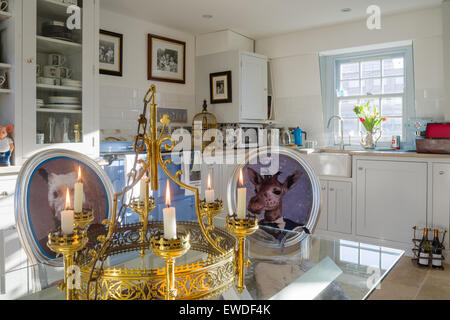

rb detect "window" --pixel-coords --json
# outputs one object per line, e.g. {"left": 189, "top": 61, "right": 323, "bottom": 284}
{"left": 320, "top": 44, "right": 415, "bottom": 147}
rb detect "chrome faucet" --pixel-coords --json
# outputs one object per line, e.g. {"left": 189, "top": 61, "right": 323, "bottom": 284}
{"left": 327, "top": 115, "right": 345, "bottom": 150}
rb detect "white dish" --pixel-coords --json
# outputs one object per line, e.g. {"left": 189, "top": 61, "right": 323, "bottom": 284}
{"left": 48, "top": 96, "right": 80, "bottom": 103}
{"left": 44, "top": 103, "right": 81, "bottom": 110}
{"left": 61, "top": 79, "right": 82, "bottom": 87}
{"left": 37, "top": 77, "right": 56, "bottom": 85}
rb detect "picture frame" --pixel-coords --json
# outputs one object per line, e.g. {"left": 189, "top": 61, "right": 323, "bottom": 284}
{"left": 227, "top": 146, "right": 320, "bottom": 248}
{"left": 148, "top": 34, "right": 186, "bottom": 84}
{"left": 15, "top": 149, "right": 114, "bottom": 266}
{"left": 210, "top": 71, "right": 232, "bottom": 104}
{"left": 99, "top": 29, "right": 123, "bottom": 77}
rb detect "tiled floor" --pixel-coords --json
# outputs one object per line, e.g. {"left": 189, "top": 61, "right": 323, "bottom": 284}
{"left": 369, "top": 257, "right": 450, "bottom": 300}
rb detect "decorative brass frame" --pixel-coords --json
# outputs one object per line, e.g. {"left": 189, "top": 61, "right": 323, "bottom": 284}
{"left": 47, "top": 85, "right": 258, "bottom": 300}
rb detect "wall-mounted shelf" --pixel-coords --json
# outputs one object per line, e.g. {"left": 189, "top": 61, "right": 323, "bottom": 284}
{"left": 0, "top": 11, "right": 12, "bottom": 21}
{"left": 36, "top": 35, "right": 81, "bottom": 54}
{"left": 37, "top": 0, "right": 75, "bottom": 21}
{"left": 37, "top": 83, "right": 82, "bottom": 92}
{"left": 0, "top": 63, "right": 11, "bottom": 69}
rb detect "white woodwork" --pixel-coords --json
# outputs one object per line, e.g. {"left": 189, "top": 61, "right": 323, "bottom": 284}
{"left": 356, "top": 160, "right": 428, "bottom": 244}
{"left": 432, "top": 163, "right": 450, "bottom": 249}
{"left": 316, "top": 180, "right": 328, "bottom": 231}
{"left": 327, "top": 181, "right": 352, "bottom": 234}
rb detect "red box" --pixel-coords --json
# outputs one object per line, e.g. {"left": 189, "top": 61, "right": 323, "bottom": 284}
{"left": 425, "top": 123, "right": 450, "bottom": 139}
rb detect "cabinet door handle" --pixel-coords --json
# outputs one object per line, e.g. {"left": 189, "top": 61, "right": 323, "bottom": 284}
{"left": 358, "top": 167, "right": 364, "bottom": 171}
{"left": 26, "top": 58, "right": 34, "bottom": 64}
{"left": 321, "top": 187, "right": 326, "bottom": 191}
{"left": 329, "top": 188, "right": 335, "bottom": 192}
{"left": 439, "top": 171, "right": 445, "bottom": 175}
{"left": 0, "top": 191, "right": 8, "bottom": 196}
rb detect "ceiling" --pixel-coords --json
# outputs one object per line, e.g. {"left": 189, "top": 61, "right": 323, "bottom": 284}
{"left": 101, "top": 0, "right": 443, "bottom": 39}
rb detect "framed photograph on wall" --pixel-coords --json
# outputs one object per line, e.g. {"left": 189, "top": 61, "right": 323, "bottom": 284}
{"left": 99, "top": 30, "right": 123, "bottom": 77}
{"left": 210, "top": 71, "right": 232, "bottom": 104}
{"left": 148, "top": 34, "right": 186, "bottom": 84}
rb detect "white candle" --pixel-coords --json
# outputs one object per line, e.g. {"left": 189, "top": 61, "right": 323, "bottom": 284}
{"left": 74, "top": 167, "right": 83, "bottom": 213}
{"left": 61, "top": 188, "right": 74, "bottom": 235}
{"left": 163, "top": 181, "right": 177, "bottom": 240}
{"left": 236, "top": 168, "right": 247, "bottom": 220}
{"left": 205, "top": 174, "right": 215, "bottom": 203}
{"left": 140, "top": 176, "right": 148, "bottom": 202}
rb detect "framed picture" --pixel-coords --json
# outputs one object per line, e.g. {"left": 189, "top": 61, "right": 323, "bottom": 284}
{"left": 99, "top": 30, "right": 123, "bottom": 77}
{"left": 227, "top": 147, "right": 320, "bottom": 248}
{"left": 15, "top": 149, "right": 114, "bottom": 266}
{"left": 210, "top": 71, "right": 232, "bottom": 104}
{"left": 148, "top": 34, "right": 186, "bottom": 84}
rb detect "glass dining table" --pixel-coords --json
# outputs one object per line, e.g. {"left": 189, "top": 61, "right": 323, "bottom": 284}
{"left": 0, "top": 217, "right": 404, "bottom": 301}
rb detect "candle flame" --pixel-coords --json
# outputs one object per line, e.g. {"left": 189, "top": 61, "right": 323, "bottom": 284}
{"left": 239, "top": 168, "right": 244, "bottom": 186}
{"left": 165, "top": 180, "right": 171, "bottom": 207}
{"left": 65, "top": 188, "right": 71, "bottom": 210}
{"left": 207, "top": 174, "right": 212, "bottom": 190}
{"left": 77, "top": 166, "right": 82, "bottom": 181}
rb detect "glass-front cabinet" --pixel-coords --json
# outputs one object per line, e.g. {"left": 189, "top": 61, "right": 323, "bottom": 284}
{"left": 22, "top": 0, "right": 99, "bottom": 160}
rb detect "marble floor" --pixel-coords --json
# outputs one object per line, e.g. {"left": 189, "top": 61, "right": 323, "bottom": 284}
{"left": 369, "top": 257, "right": 450, "bottom": 300}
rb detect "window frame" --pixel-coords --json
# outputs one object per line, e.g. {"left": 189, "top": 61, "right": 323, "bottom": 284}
{"left": 320, "top": 45, "right": 415, "bottom": 148}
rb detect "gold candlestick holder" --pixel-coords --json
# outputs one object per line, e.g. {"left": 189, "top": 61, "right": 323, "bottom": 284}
{"left": 226, "top": 214, "right": 259, "bottom": 294}
{"left": 129, "top": 197, "right": 156, "bottom": 257}
{"left": 150, "top": 231, "right": 191, "bottom": 300}
{"left": 199, "top": 199, "right": 223, "bottom": 226}
{"left": 47, "top": 228, "right": 88, "bottom": 300}
{"left": 74, "top": 208, "right": 94, "bottom": 229}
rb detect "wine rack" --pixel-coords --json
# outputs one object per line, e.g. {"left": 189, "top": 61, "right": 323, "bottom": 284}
{"left": 412, "top": 226, "right": 446, "bottom": 269}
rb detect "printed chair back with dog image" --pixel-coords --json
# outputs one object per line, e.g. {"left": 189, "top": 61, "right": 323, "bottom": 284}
{"left": 14, "top": 149, "right": 114, "bottom": 293}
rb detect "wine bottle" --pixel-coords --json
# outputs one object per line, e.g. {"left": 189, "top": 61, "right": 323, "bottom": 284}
{"left": 431, "top": 229, "right": 443, "bottom": 269}
{"left": 418, "top": 228, "right": 430, "bottom": 267}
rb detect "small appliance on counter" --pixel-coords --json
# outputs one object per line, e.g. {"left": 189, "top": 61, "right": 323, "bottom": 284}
{"left": 416, "top": 123, "right": 450, "bottom": 154}
{"left": 280, "top": 127, "right": 295, "bottom": 146}
{"left": 293, "top": 127, "right": 307, "bottom": 147}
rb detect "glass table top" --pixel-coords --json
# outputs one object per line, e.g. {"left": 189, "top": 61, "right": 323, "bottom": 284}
{"left": 1, "top": 217, "right": 404, "bottom": 301}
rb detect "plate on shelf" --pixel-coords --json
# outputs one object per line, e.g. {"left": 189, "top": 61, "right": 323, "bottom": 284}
{"left": 61, "top": 79, "right": 82, "bottom": 87}
{"left": 43, "top": 103, "right": 81, "bottom": 110}
{"left": 48, "top": 96, "right": 80, "bottom": 104}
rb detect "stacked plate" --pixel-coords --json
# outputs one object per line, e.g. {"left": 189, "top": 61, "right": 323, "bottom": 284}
{"left": 36, "top": 99, "right": 45, "bottom": 108}
{"left": 44, "top": 96, "right": 81, "bottom": 110}
{"left": 62, "top": 79, "right": 82, "bottom": 88}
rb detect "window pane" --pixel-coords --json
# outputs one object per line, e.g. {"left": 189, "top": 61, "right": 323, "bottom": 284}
{"left": 340, "top": 80, "right": 360, "bottom": 96}
{"left": 382, "top": 118, "right": 403, "bottom": 137}
{"left": 361, "top": 60, "right": 381, "bottom": 78}
{"left": 340, "top": 62, "right": 359, "bottom": 80}
{"left": 343, "top": 119, "right": 359, "bottom": 138}
{"left": 361, "top": 78, "right": 381, "bottom": 95}
{"left": 382, "top": 97, "right": 403, "bottom": 116}
{"left": 382, "top": 77, "right": 404, "bottom": 94}
{"left": 340, "top": 99, "right": 358, "bottom": 117}
{"left": 359, "top": 98, "right": 380, "bottom": 110}
{"left": 383, "top": 58, "right": 404, "bottom": 77}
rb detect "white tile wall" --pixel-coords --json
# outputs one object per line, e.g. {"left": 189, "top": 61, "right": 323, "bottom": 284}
{"left": 99, "top": 84, "right": 196, "bottom": 141}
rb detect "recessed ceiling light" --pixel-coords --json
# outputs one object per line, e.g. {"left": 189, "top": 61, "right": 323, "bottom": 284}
{"left": 202, "top": 14, "right": 213, "bottom": 19}
{"left": 341, "top": 8, "right": 352, "bottom": 13}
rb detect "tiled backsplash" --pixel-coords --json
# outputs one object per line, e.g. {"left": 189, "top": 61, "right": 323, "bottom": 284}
{"left": 99, "top": 84, "right": 196, "bottom": 141}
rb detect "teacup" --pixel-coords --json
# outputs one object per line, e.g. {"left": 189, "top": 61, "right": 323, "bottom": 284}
{"left": 48, "top": 53, "right": 66, "bottom": 67}
{"left": 0, "top": 0, "right": 8, "bottom": 12}
{"left": 43, "top": 65, "right": 59, "bottom": 78}
{"left": 58, "top": 66, "right": 73, "bottom": 79}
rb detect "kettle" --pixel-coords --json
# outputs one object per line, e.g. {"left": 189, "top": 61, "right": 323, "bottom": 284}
{"left": 293, "top": 127, "right": 307, "bottom": 147}
{"left": 280, "top": 128, "right": 295, "bottom": 146}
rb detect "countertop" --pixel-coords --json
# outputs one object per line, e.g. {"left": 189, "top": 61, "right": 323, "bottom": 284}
{"left": 292, "top": 147, "right": 450, "bottom": 159}
{"left": 0, "top": 166, "right": 22, "bottom": 176}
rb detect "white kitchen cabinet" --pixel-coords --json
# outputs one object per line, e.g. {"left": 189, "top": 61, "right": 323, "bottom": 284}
{"left": 432, "top": 163, "right": 450, "bottom": 249}
{"left": 316, "top": 180, "right": 328, "bottom": 231}
{"left": 196, "top": 51, "right": 268, "bottom": 123}
{"left": 240, "top": 53, "right": 268, "bottom": 121}
{"left": 21, "top": 0, "right": 99, "bottom": 160}
{"left": 317, "top": 180, "right": 352, "bottom": 234}
{"left": 356, "top": 160, "right": 428, "bottom": 244}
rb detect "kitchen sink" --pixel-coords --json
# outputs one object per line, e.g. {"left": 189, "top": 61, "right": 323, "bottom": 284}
{"left": 296, "top": 150, "right": 352, "bottom": 178}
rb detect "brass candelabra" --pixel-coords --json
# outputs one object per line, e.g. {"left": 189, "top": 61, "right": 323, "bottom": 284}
{"left": 47, "top": 85, "right": 258, "bottom": 300}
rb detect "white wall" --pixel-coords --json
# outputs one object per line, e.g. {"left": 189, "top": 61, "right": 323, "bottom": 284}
{"left": 196, "top": 30, "right": 254, "bottom": 57}
{"left": 256, "top": 6, "right": 446, "bottom": 146}
{"left": 99, "top": 9, "right": 196, "bottom": 140}
{"left": 443, "top": 1, "right": 450, "bottom": 121}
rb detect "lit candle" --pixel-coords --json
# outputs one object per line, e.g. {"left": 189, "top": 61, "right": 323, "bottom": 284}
{"left": 236, "top": 168, "right": 247, "bottom": 220}
{"left": 163, "top": 181, "right": 177, "bottom": 240}
{"left": 205, "top": 174, "right": 215, "bottom": 203}
{"left": 61, "top": 188, "right": 74, "bottom": 235}
{"left": 74, "top": 167, "right": 83, "bottom": 213}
